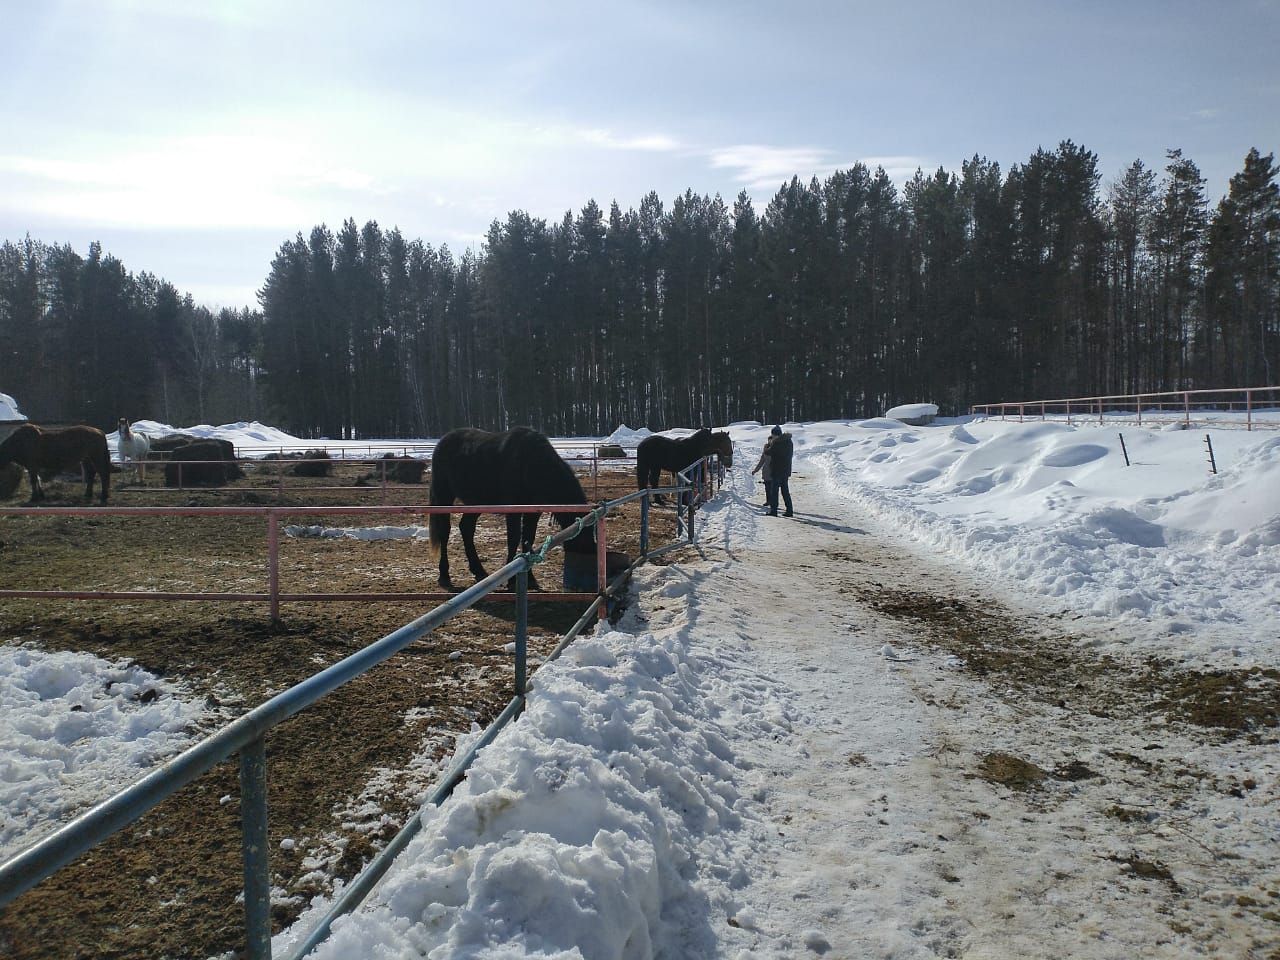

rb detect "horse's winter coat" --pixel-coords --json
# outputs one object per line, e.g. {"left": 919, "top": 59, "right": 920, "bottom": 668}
{"left": 635, "top": 428, "right": 733, "bottom": 494}
{"left": 163, "top": 441, "right": 241, "bottom": 487}
{"left": 0, "top": 423, "right": 111, "bottom": 503}
{"left": 117, "top": 419, "right": 151, "bottom": 480}
{"left": 427, "top": 426, "right": 596, "bottom": 591}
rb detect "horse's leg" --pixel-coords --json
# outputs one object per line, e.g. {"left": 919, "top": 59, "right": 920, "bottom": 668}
{"left": 435, "top": 515, "right": 455, "bottom": 591}
{"left": 521, "top": 512, "right": 541, "bottom": 591}
{"left": 82, "top": 459, "right": 95, "bottom": 502}
{"left": 26, "top": 467, "right": 43, "bottom": 502}
{"left": 460, "top": 512, "right": 487, "bottom": 583}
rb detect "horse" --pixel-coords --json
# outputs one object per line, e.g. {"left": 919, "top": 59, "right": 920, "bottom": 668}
{"left": 635, "top": 428, "right": 734, "bottom": 502}
{"left": 117, "top": 418, "right": 151, "bottom": 482}
{"left": 428, "top": 427, "right": 597, "bottom": 592}
{"left": 0, "top": 423, "right": 111, "bottom": 503}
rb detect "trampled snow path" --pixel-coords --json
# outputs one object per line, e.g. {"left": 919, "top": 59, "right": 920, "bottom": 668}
{"left": 646, "top": 472, "right": 1278, "bottom": 958}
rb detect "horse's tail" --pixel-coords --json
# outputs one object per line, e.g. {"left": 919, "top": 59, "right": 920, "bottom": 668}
{"left": 90, "top": 429, "right": 111, "bottom": 503}
{"left": 426, "top": 462, "right": 451, "bottom": 560}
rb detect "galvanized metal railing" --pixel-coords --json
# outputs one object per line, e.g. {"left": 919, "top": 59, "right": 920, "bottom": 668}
{"left": 970, "top": 385, "right": 1280, "bottom": 431}
{"left": 0, "top": 455, "right": 723, "bottom": 959}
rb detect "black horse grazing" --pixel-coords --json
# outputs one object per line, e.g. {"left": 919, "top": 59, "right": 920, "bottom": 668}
{"left": 428, "top": 427, "right": 596, "bottom": 591}
{"left": 0, "top": 424, "right": 111, "bottom": 504}
{"left": 635, "top": 428, "right": 733, "bottom": 500}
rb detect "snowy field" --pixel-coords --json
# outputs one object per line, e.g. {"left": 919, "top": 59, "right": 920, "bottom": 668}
{"left": 3, "top": 412, "right": 1278, "bottom": 957}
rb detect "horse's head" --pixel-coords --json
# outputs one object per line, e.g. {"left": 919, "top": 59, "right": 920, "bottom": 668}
{"left": 711, "top": 431, "right": 734, "bottom": 467}
{"left": 555, "top": 510, "right": 598, "bottom": 553}
{"left": 118, "top": 418, "right": 130, "bottom": 437}
{"left": 0, "top": 424, "right": 38, "bottom": 467}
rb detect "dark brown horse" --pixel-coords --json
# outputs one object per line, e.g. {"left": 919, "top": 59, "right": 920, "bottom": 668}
{"left": 635, "top": 428, "right": 733, "bottom": 498}
{"left": 428, "top": 427, "right": 596, "bottom": 591}
{"left": 0, "top": 424, "right": 111, "bottom": 503}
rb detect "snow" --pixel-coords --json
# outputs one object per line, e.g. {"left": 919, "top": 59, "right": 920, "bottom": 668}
{"left": 0, "top": 646, "right": 207, "bottom": 862}
{"left": 3, "top": 413, "right": 1278, "bottom": 958}
{"left": 0, "top": 392, "right": 26, "bottom": 422}
{"left": 884, "top": 402, "right": 939, "bottom": 423}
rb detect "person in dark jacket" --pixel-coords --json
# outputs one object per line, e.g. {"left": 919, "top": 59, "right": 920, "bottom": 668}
{"left": 766, "top": 425, "right": 794, "bottom": 516}
{"left": 751, "top": 434, "right": 775, "bottom": 511}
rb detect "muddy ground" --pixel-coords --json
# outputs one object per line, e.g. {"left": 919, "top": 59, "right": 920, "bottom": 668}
{"left": 0, "top": 462, "right": 683, "bottom": 960}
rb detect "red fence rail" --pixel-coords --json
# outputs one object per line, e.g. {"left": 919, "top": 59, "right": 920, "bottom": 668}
{"left": 0, "top": 503, "right": 610, "bottom": 619}
{"left": 970, "top": 385, "right": 1280, "bottom": 431}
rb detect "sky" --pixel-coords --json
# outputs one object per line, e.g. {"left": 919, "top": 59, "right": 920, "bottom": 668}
{"left": 6, "top": 413, "right": 1278, "bottom": 957}
{"left": 3, "top": 0, "right": 1279, "bottom": 311}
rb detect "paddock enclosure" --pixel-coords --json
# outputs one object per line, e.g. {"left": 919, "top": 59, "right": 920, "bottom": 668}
{"left": 0, "top": 458, "right": 697, "bottom": 960}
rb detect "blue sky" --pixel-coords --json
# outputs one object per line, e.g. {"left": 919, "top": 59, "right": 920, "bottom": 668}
{"left": 2, "top": 0, "right": 1277, "bottom": 310}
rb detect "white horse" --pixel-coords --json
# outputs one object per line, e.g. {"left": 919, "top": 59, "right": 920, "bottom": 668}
{"left": 117, "top": 418, "right": 151, "bottom": 482}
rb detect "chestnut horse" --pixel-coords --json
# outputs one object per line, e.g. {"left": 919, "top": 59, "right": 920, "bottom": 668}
{"left": 0, "top": 423, "right": 111, "bottom": 503}
{"left": 428, "top": 427, "right": 596, "bottom": 591}
{"left": 635, "top": 428, "right": 733, "bottom": 498}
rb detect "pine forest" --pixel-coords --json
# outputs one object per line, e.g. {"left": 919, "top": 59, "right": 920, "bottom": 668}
{"left": 1, "top": 142, "right": 1277, "bottom": 438}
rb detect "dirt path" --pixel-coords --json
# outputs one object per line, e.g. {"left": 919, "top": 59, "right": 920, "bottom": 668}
{"left": 658, "top": 476, "right": 1280, "bottom": 958}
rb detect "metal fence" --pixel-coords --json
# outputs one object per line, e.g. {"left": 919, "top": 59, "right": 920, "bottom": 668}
{"left": 970, "top": 385, "right": 1280, "bottom": 430}
{"left": 0, "top": 458, "right": 721, "bottom": 960}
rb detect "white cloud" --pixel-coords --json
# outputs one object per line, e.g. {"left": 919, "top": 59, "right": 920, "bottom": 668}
{"left": 577, "top": 129, "right": 682, "bottom": 152}
{"left": 0, "top": 134, "right": 380, "bottom": 230}
{"left": 707, "top": 144, "right": 929, "bottom": 192}
{"left": 709, "top": 144, "right": 838, "bottom": 190}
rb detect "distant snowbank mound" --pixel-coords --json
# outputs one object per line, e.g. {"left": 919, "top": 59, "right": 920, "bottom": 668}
{"left": 0, "top": 392, "right": 26, "bottom": 421}
{"left": 885, "top": 403, "right": 938, "bottom": 425}
{"left": 605, "top": 424, "right": 653, "bottom": 445}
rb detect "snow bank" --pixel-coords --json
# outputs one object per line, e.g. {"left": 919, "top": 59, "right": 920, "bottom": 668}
{"left": 0, "top": 647, "right": 206, "bottom": 861}
{"left": 774, "top": 417, "right": 1280, "bottom": 667}
{"left": 280, "top": 623, "right": 776, "bottom": 960}
{"left": 0, "top": 392, "right": 26, "bottom": 422}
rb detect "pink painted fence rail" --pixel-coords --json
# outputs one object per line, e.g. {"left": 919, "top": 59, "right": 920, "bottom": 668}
{"left": 0, "top": 503, "right": 606, "bottom": 619}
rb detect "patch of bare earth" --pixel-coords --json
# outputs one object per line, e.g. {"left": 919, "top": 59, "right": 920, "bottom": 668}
{"left": 0, "top": 465, "right": 684, "bottom": 960}
{"left": 830, "top": 565, "right": 1280, "bottom": 954}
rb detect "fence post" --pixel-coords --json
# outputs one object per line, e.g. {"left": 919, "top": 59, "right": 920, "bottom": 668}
{"left": 240, "top": 736, "right": 272, "bottom": 960}
{"left": 267, "top": 513, "right": 280, "bottom": 623}
{"left": 1205, "top": 434, "right": 1218, "bottom": 475}
{"left": 596, "top": 509, "right": 608, "bottom": 622}
{"left": 514, "top": 566, "right": 527, "bottom": 712}
{"left": 1247, "top": 389, "right": 1253, "bottom": 431}
{"left": 1065, "top": 400, "right": 1071, "bottom": 424}
{"left": 1137, "top": 395, "right": 1142, "bottom": 426}
{"left": 686, "top": 466, "right": 696, "bottom": 544}
{"left": 639, "top": 494, "right": 650, "bottom": 557}
{"left": 1184, "top": 391, "right": 1190, "bottom": 428}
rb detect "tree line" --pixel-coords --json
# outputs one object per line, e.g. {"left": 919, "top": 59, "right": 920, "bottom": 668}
{"left": 1, "top": 142, "right": 1276, "bottom": 437}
